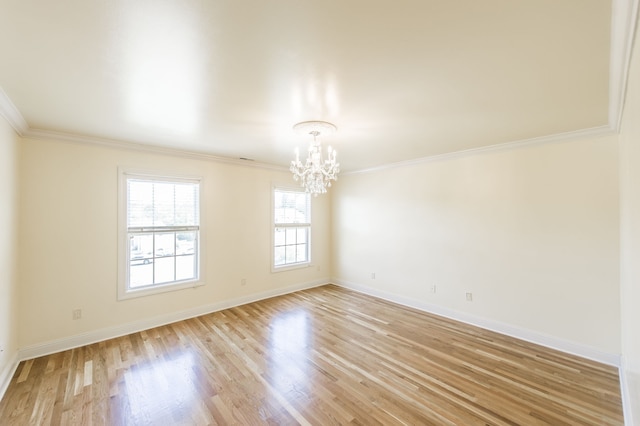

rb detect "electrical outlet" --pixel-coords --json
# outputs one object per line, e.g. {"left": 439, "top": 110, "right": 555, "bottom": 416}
{"left": 371, "top": 272, "right": 376, "bottom": 279}
{"left": 72, "top": 309, "right": 82, "bottom": 320}
{"left": 465, "top": 292, "right": 473, "bottom": 301}
{"left": 241, "top": 278, "right": 246, "bottom": 286}
{"left": 430, "top": 285, "right": 436, "bottom": 293}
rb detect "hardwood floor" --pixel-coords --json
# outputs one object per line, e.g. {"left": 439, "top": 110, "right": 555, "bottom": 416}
{"left": 0, "top": 285, "right": 624, "bottom": 425}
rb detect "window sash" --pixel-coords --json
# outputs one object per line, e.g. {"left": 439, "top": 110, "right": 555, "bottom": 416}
{"left": 127, "top": 178, "right": 200, "bottom": 228}
{"left": 274, "top": 225, "right": 309, "bottom": 267}
{"left": 128, "top": 229, "right": 199, "bottom": 289}
{"left": 274, "top": 189, "right": 311, "bottom": 225}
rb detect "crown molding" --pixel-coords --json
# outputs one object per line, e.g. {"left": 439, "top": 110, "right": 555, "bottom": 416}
{"left": 609, "top": 0, "right": 640, "bottom": 132}
{"left": 346, "top": 125, "right": 615, "bottom": 176}
{"left": 0, "top": 88, "right": 28, "bottom": 135}
{"left": 23, "top": 128, "right": 289, "bottom": 173}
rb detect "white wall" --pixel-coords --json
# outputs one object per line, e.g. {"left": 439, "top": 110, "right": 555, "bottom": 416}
{"left": 17, "top": 137, "right": 331, "bottom": 352}
{"left": 332, "top": 134, "right": 621, "bottom": 359}
{"left": 619, "top": 12, "right": 640, "bottom": 423}
{"left": 0, "top": 115, "right": 19, "bottom": 395}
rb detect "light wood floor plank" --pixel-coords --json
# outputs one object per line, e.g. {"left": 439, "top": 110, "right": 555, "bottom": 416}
{"left": 0, "top": 285, "right": 624, "bottom": 425}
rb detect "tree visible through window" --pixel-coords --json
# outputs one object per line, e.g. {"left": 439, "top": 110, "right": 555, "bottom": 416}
{"left": 273, "top": 188, "right": 311, "bottom": 269}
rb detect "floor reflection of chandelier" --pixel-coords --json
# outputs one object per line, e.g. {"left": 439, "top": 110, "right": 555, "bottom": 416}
{"left": 290, "top": 121, "right": 340, "bottom": 196}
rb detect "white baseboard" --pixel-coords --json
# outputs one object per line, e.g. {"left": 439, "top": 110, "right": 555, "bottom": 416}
{"left": 332, "top": 279, "right": 621, "bottom": 367}
{"left": 0, "top": 352, "right": 19, "bottom": 403}
{"left": 620, "top": 357, "right": 638, "bottom": 426}
{"left": 18, "top": 279, "right": 328, "bottom": 361}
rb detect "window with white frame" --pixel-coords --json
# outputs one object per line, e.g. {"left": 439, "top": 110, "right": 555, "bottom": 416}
{"left": 273, "top": 187, "right": 311, "bottom": 269}
{"left": 118, "top": 170, "right": 202, "bottom": 299}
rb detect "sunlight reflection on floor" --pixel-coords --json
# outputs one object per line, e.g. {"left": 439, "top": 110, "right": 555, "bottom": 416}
{"left": 268, "top": 309, "right": 312, "bottom": 400}
{"left": 124, "top": 350, "right": 197, "bottom": 423}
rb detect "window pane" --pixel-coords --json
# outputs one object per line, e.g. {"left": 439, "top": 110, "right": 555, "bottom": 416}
{"left": 130, "top": 261, "right": 153, "bottom": 288}
{"left": 152, "top": 182, "right": 169, "bottom": 226}
{"left": 130, "top": 234, "right": 153, "bottom": 261}
{"left": 174, "top": 184, "right": 198, "bottom": 225}
{"left": 285, "top": 228, "right": 297, "bottom": 245}
{"left": 176, "top": 232, "right": 196, "bottom": 255}
{"left": 285, "top": 245, "right": 296, "bottom": 263}
{"left": 274, "top": 246, "right": 285, "bottom": 266}
{"left": 274, "top": 228, "right": 285, "bottom": 246}
{"left": 129, "top": 234, "right": 153, "bottom": 288}
{"left": 296, "top": 244, "right": 307, "bottom": 262}
{"left": 155, "top": 233, "right": 175, "bottom": 257}
{"left": 128, "top": 180, "right": 154, "bottom": 227}
{"left": 297, "top": 228, "right": 307, "bottom": 244}
{"left": 285, "top": 206, "right": 296, "bottom": 223}
{"left": 176, "top": 255, "right": 195, "bottom": 281}
{"left": 154, "top": 257, "right": 175, "bottom": 284}
{"left": 274, "top": 191, "right": 285, "bottom": 223}
{"left": 296, "top": 193, "right": 309, "bottom": 222}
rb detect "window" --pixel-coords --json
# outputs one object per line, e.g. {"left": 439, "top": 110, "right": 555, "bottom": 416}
{"left": 273, "top": 187, "right": 311, "bottom": 270}
{"left": 118, "top": 170, "right": 202, "bottom": 299}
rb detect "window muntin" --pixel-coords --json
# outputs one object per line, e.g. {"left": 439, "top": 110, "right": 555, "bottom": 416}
{"left": 273, "top": 188, "right": 311, "bottom": 269}
{"left": 119, "top": 172, "right": 201, "bottom": 298}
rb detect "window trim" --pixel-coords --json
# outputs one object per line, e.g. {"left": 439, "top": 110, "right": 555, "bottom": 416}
{"left": 117, "top": 168, "right": 205, "bottom": 300}
{"left": 271, "top": 184, "right": 312, "bottom": 272}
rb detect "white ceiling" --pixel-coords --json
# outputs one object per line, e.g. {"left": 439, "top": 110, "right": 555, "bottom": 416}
{"left": 0, "top": 0, "right": 629, "bottom": 172}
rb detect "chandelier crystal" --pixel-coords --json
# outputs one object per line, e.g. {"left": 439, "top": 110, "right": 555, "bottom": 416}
{"left": 290, "top": 121, "right": 340, "bottom": 196}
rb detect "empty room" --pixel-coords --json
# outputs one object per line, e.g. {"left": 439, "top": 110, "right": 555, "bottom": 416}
{"left": 1, "top": 0, "right": 639, "bottom": 424}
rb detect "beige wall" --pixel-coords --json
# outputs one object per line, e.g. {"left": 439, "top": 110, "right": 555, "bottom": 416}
{"left": 619, "top": 12, "right": 640, "bottom": 422}
{"left": 0, "top": 115, "right": 19, "bottom": 391}
{"left": 332, "top": 135, "right": 621, "bottom": 356}
{"left": 17, "top": 137, "right": 331, "bottom": 349}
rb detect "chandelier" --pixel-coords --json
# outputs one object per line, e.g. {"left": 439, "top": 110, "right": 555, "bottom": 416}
{"left": 290, "top": 121, "right": 340, "bottom": 196}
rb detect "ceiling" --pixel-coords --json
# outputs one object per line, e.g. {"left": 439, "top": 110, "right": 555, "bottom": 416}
{"left": 0, "top": 0, "right": 626, "bottom": 172}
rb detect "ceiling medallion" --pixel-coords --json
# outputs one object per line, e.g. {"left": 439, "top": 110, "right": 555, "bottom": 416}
{"left": 290, "top": 121, "right": 340, "bottom": 196}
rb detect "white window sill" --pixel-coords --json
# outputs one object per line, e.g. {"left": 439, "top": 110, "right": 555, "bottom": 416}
{"left": 271, "top": 262, "right": 312, "bottom": 273}
{"left": 118, "top": 279, "right": 205, "bottom": 301}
